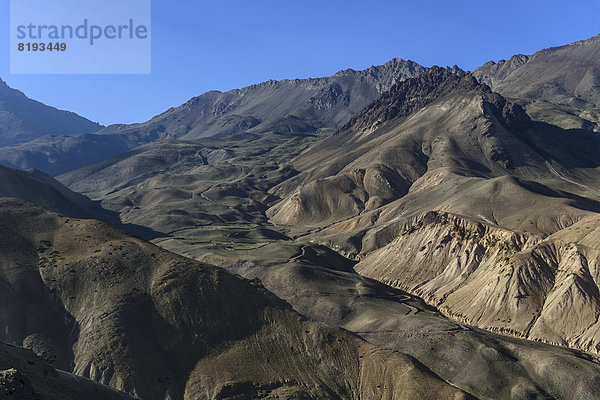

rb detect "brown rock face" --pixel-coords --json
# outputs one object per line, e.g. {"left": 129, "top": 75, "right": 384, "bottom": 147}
{"left": 356, "top": 211, "right": 600, "bottom": 354}
{"left": 339, "top": 66, "right": 479, "bottom": 134}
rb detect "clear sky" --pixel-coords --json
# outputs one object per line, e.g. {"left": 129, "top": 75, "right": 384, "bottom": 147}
{"left": 1, "top": 0, "right": 599, "bottom": 126}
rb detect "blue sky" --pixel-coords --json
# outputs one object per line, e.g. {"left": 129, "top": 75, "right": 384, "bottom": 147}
{"left": 1, "top": 0, "right": 599, "bottom": 126}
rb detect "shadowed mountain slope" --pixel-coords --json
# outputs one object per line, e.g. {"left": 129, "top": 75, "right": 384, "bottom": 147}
{"left": 200, "top": 242, "right": 600, "bottom": 400}
{"left": 474, "top": 34, "right": 600, "bottom": 131}
{"left": 0, "top": 78, "right": 102, "bottom": 147}
{"left": 0, "top": 198, "right": 469, "bottom": 400}
{"left": 0, "top": 162, "right": 163, "bottom": 240}
{"left": 0, "top": 133, "right": 146, "bottom": 177}
{"left": 0, "top": 162, "right": 103, "bottom": 220}
{"left": 0, "top": 342, "right": 134, "bottom": 400}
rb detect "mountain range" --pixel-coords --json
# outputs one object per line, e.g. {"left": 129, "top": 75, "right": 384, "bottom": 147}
{"left": 0, "top": 59, "right": 432, "bottom": 176}
{"left": 2, "top": 34, "right": 600, "bottom": 399}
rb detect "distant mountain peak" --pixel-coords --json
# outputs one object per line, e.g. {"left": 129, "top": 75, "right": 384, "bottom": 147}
{"left": 0, "top": 78, "right": 103, "bottom": 147}
{"left": 333, "top": 58, "right": 421, "bottom": 75}
{"left": 473, "top": 33, "right": 600, "bottom": 131}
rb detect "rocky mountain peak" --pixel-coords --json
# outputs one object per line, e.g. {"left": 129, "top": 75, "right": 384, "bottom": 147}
{"left": 339, "top": 67, "right": 495, "bottom": 134}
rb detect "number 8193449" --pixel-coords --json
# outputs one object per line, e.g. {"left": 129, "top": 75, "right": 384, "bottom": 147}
{"left": 18, "top": 43, "right": 67, "bottom": 52}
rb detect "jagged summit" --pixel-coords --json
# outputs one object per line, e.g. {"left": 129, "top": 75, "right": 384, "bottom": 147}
{"left": 328, "top": 66, "right": 531, "bottom": 146}
{"left": 340, "top": 67, "right": 487, "bottom": 132}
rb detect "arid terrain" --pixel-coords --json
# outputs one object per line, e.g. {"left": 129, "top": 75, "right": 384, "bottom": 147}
{"left": 2, "top": 34, "right": 600, "bottom": 399}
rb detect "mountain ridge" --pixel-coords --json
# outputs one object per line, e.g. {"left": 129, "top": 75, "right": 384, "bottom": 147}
{"left": 0, "top": 78, "right": 103, "bottom": 147}
{"left": 99, "top": 57, "right": 432, "bottom": 140}
{"left": 7, "top": 33, "right": 600, "bottom": 399}
{"left": 0, "top": 58, "right": 436, "bottom": 176}
{"left": 473, "top": 33, "right": 600, "bottom": 131}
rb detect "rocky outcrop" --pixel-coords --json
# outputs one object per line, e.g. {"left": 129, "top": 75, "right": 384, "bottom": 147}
{"left": 338, "top": 67, "right": 495, "bottom": 135}
{"left": 268, "top": 68, "right": 559, "bottom": 228}
{"left": 356, "top": 210, "right": 600, "bottom": 354}
{"left": 0, "top": 163, "right": 105, "bottom": 220}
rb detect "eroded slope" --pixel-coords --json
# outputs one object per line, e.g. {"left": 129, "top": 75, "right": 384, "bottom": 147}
{"left": 355, "top": 211, "right": 600, "bottom": 355}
